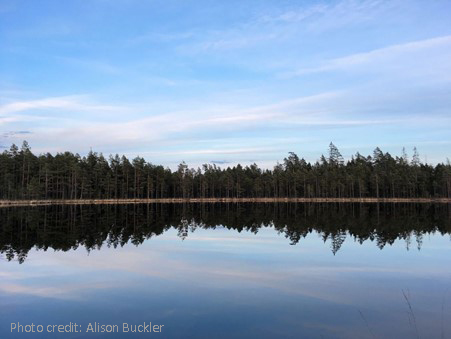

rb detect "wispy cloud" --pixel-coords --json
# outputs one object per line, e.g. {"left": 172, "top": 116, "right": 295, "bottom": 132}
{"left": 258, "top": 3, "right": 328, "bottom": 23}
{"left": 0, "top": 115, "right": 46, "bottom": 126}
{"left": 4, "top": 87, "right": 448, "bottom": 161}
{"left": 285, "top": 35, "right": 451, "bottom": 77}
{"left": 180, "top": 0, "right": 391, "bottom": 53}
{"left": 260, "top": 0, "right": 387, "bottom": 27}
{"left": 0, "top": 96, "right": 126, "bottom": 115}
{"left": 1, "top": 0, "right": 450, "bottom": 164}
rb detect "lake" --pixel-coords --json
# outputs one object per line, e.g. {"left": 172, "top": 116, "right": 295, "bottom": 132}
{"left": 1, "top": 203, "right": 450, "bottom": 338}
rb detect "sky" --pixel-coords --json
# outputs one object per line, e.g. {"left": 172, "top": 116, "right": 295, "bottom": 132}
{"left": 0, "top": 0, "right": 450, "bottom": 169}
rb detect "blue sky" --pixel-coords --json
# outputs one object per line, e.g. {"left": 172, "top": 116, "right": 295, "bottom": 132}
{"left": 1, "top": 0, "right": 450, "bottom": 168}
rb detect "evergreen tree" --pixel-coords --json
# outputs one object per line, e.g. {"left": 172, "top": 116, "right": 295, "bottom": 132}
{"left": 0, "top": 141, "right": 449, "bottom": 200}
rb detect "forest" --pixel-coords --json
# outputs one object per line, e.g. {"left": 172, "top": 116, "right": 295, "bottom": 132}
{"left": 0, "top": 141, "right": 450, "bottom": 200}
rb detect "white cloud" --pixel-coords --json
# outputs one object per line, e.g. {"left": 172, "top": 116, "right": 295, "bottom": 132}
{"left": 5, "top": 88, "right": 448, "bottom": 159}
{"left": 261, "top": 0, "right": 387, "bottom": 28}
{"left": 180, "top": 0, "right": 392, "bottom": 53}
{"left": 287, "top": 35, "right": 451, "bottom": 77}
{"left": 0, "top": 96, "right": 126, "bottom": 115}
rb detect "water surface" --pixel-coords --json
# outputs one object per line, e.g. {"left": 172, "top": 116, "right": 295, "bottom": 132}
{"left": 1, "top": 203, "right": 450, "bottom": 338}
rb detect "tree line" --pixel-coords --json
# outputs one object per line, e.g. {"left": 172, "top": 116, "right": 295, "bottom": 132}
{"left": 0, "top": 141, "right": 450, "bottom": 200}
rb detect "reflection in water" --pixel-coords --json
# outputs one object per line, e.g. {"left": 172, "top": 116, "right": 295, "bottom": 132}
{"left": 1, "top": 203, "right": 450, "bottom": 263}
{"left": 1, "top": 203, "right": 451, "bottom": 338}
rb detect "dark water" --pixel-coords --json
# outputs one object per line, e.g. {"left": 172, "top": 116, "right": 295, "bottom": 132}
{"left": 1, "top": 203, "right": 451, "bottom": 338}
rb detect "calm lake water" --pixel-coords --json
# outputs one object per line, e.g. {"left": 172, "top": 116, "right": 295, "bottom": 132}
{"left": 1, "top": 203, "right": 451, "bottom": 338}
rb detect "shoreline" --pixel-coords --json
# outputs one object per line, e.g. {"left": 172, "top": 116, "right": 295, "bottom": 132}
{"left": 0, "top": 197, "right": 450, "bottom": 207}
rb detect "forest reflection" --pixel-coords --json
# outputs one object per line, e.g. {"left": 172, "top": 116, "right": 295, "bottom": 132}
{"left": 1, "top": 203, "right": 450, "bottom": 263}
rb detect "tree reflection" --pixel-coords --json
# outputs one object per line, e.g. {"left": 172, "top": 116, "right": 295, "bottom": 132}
{"left": 0, "top": 203, "right": 450, "bottom": 263}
